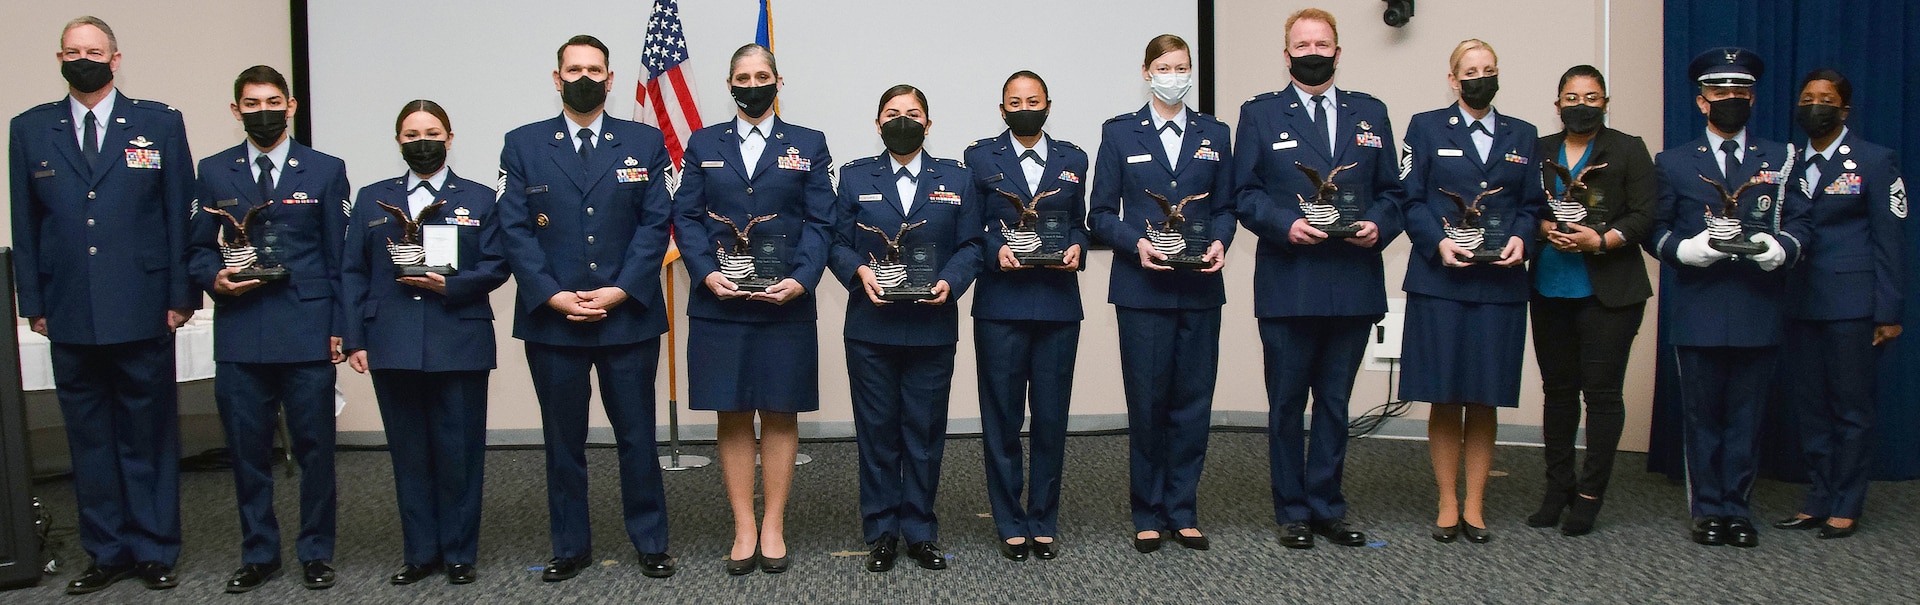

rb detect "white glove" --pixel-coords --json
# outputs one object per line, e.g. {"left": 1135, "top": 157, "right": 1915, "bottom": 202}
{"left": 1675, "top": 231, "right": 1733, "bottom": 267}
{"left": 1748, "top": 232, "right": 1786, "bottom": 271}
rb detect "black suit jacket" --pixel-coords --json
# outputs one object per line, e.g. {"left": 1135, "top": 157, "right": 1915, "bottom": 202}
{"left": 1532, "top": 126, "right": 1656, "bottom": 307}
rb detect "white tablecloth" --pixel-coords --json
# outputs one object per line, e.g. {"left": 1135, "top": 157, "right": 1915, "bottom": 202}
{"left": 17, "top": 318, "right": 218, "bottom": 392}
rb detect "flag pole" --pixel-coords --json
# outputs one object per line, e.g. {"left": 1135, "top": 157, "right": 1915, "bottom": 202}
{"left": 659, "top": 253, "right": 709, "bottom": 471}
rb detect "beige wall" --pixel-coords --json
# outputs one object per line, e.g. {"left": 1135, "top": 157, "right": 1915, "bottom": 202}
{"left": 7, "top": 2, "right": 1671, "bottom": 452}
{"left": 1217, "top": 0, "right": 1665, "bottom": 450}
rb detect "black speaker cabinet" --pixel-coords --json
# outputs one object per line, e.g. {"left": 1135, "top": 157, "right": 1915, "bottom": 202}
{"left": 0, "top": 248, "right": 41, "bottom": 588}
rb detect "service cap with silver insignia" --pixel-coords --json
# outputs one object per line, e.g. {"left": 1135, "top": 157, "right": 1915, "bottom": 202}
{"left": 1844, "top": 159, "right": 1857, "bottom": 170}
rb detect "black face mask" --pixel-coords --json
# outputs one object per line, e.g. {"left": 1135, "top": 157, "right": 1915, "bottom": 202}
{"left": 1458, "top": 75, "right": 1499, "bottom": 110}
{"left": 730, "top": 83, "right": 777, "bottom": 119}
{"left": 1795, "top": 103, "right": 1843, "bottom": 140}
{"left": 1003, "top": 108, "right": 1047, "bottom": 138}
{"left": 879, "top": 116, "right": 925, "bottom": 156}
{"left": 61, "top": 58, "right": 113, "bottom": 93}
{"left": 1288, "top": 53, "right": 1336, "bottom": 87}
{"left": 561, "top": 75, "right": 608, "bottom": 114}
{"left": 242, "top": 109, "right": 288, "bottom": 148}
{"left": 1705, "top": 96, "right": 1752, "bottom": 133}
{"left": 1559, "top": 104, "right": 1604, "bottom": 135}
{"left": 400, "top": 139, "right": 447, "bottom": 176}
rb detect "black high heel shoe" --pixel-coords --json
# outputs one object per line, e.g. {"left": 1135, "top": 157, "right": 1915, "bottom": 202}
{"left": 1431, "top": 524, "right": 1461, "bottom": 543}
{"left": 1526, "top": 489, "right": 1571, "bottom": 528}
{"left": 1560, "top": 496, "right": 1603, "bottom": 536}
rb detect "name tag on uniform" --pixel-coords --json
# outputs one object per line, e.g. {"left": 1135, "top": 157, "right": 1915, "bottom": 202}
{"left": 1825, "top": 173, "right": 1863, "bottom": 195}
{"left": 1355, "top": 132, "right": 1384, "bottom": 148}
{"left": 31, "top": 169, "right": 55, "bottom": 179}
{"left": 216, "top": 198, "right": 240, "bottom": 208}
{"left": 985, "top": 173, "right": 1005, "bottom": 184}
{"left": 616, "top": 167, "right": 649, "bottom": 183}
{"left": 125, "top": 148, "right": 163, "bottom": 169}
{"left": 1273, "top": 140, "right": 1299, "bottom": 150}
{"left": 367, "top": 216, "right": 390, "bottom": 228}
{"left": 858, "top": 193, "right": 884, "bottom": 202}
{"left": 1126, "top": 154, "right": 1152, "bottom": 164}
{"left": 700, "top": 160, "right": 725, "bottom": 168}
{"left": 1437, "top": 148, "right": 1465, "bottom": 157}
{"left": 928, "top": 189, "right": 961, "bottom": 204}
{"left": 525, "top": 185, "right": 549, "bottom": 194}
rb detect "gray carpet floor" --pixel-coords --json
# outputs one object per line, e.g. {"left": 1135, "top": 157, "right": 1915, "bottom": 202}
{"left": 7, "top": 431, "right": 1918, "bottom": 604}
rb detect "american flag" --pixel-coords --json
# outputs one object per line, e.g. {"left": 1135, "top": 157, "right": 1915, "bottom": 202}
{"left": 636, "top": 0, "right": 704, "bottom": 172}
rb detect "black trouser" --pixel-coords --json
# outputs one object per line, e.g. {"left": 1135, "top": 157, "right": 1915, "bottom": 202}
{"left": 1529, "top": 295, "right": 1644, "bottom": 500}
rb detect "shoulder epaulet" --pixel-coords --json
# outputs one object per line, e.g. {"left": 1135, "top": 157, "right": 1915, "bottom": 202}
{"left": 1342, "top": 90, "right": 1377, "bottom": 100}
{"left": 1192, "top": 112, "right": 1225, "bottom": 127}
{"left": 1244, "top": 90, "right": 1286, "bottom": 105}
{"left": 843, "top": 156, "right": 881, "bottom": 169}
{"left": 124, "top": 98, "right": 181, "bottom": 114}
{"left": 1058, "top": 139, "right": 1082, "bottom": 151}
{"left": 931, "top": 157, "right": 966, "bottom": 170}
{"left": 1105, "top": 113, "right": 1136, "bottom": 125}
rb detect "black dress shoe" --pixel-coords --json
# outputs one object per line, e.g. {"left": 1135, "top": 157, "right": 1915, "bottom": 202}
{"left": 1817, "top": 522, "right": 1858, "bottom": 540}
{"left": 1691, "top": 517, "right": 1726, "bottom": 546}
{"left": 1725, "top": 517, "right": 1758, "bottom": 548}
{"left": 1560, "top": 496, "right": 1603, "bottom": 536}
{"left": 1280, "top": 522, "right": 1315, "bottom": 549}
{"left": 1432, "top": 524, "right": 1460, "bottom": 543}
{"left": 638, "top": 552, "right": 678, "bottom": 578}
{"left": 1171, "top": 530, "right": 1210, "bottom": 550}
{"left": 865, "top": 536, "right": 899, "bottom": 573}
{"left": 1773, "top": 515, "right": 1827, "bottom": 530}
{"left": 1031, "top": 539, "right": 1058, "bottom": 560}
{"left": 1527, "top": 490, "right": 1571, "bottom": 528}
{"left": 906, "top": 542, "right": 948, "bottom": 570}
{"left": 999, "top": 539, "right": 1029, "bottom": 562}
{"left": 1462, "top": 523, "right": 1492, "bottom": 544}
{"left": 301, "top": 560, "right": 336, "bottom": 590}
{"left": 759, "top": 554, "right": 790, "bottom": 574}
{"left": 447, "top": 564, "right": 477, "bottom": 585}
{"left": 136, "top": 562, "right": 178, "bottom": 590}
{"left": 67, "top": 564, "right": 135, "bottom": 595}
{"left": 1131, "top": 531, "right": 1164, "bottom": 553}
{"left": 1312, "top": 519, "right": 1368, "bottom": 547}
{"left": 225, "top": 562, "right": 282, "bottom": 594}
{"left": 726, "top": 553, "right": 758, "bottom": 576}
{"left": 390, "top": 563, "right": 442, "bottom": 585}
{"left": 542, "top": 555, "right": 592, "bottom": 582}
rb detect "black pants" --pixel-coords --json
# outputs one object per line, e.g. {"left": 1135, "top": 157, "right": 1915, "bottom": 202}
{"left": 1529, "top": 295, "right": 1644, "bottom": 499}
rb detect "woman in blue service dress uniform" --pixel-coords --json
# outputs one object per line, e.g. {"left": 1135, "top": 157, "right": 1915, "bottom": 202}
{"left": 341, "top": 100, "right": 510, "bottom": 586}
{"left": 1773, "top": 69, "right": 1905, "bottom": 540}
{"left": 964, "top": 70, "right": 1090, "bottom": 562}
{"left": 670, "top": 44, "right": 834, "bottom": 575}
{"left": 1087, "top": 34, "right": 1236, "bottom": 554}
{"left": 828, "top": 85, "right": 983, "bottom": 573}
{"left": 1398, "top": 39, "right": 1545, "bottom": 544}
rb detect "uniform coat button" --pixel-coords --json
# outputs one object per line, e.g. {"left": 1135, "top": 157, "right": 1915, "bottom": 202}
{"left": 746, "top": 187, "right": 754, "bottom": 195}
{"left": 86, "top": 218, "right": 96, "bottom": 226}
{"left": 413, "top": 295, "right": 422, "bottom": 301}
{"left": 588, "top": 262, "right": 598, "bottom": 271}
{"left": 87, "top": 191, "right": 97, "bottom": 200}
{"left": 587, "top": 235, "right": 596, "bottom": 245}
{"left": 586, "top": 207, "right": 595, "bottom": 216}
{"left": 1170, "top": 181, "right": 1178, "bottom": 188}
{"left": 88, "top": 246, "right": 98, "bottom": 255}
{"left": 1480, "top": 181, "right": 1489, "bottom": 188}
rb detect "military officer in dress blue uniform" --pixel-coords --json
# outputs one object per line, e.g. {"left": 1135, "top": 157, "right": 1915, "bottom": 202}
{"left": 1398, "top": 39, "right": 1545, "bottom": 545}
{"left": 1772, "top": 69, "right": 1904, "bottom": 540}
{"left": 186, "top": 65, "right": 351, "bottom": 593}
{"left": 1231, "top": 9, "right": 1401, "bottom": 550}
{"left": 964, "top": 70, "right": 1089, "bottom": 563}
{"left": 495, "top": 35, "right": 677, "bottom": 581}
{"left": 340, "top": 100, "right": 508, "bottom": 585}
{"left": 671, "top": 44, "right": 831, "bottom": 576}
{"left": 1087, "top": 34, "right": 1236, "bottom": 554}
{"left": 829, "top": 84, "right": 982, "bottom": 573}
{"left": 1648, "top": 47, "right": 1811, "bottom": 549}
{"left": 9, "top": 16, "right": 198, "bottom": 594}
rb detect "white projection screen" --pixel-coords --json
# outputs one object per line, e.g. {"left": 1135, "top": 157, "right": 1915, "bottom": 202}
{"left": 307, "top": 1, "right": 1201, "bottom": 190}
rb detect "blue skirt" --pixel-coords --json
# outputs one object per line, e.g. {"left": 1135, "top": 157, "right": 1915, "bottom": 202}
{"left": 1398, "top": 293, "right": 1526, "bottom": 408}
{"left": 688, "top": 317, "right": 819, "bottom": 413}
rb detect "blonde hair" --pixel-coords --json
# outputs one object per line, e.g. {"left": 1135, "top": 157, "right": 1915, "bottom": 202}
{"left": 1284, "top": 8, "right": 1339, "bottom": 46}
{"left": 1448, "top": 39, "right": 1498, "bottom": 76}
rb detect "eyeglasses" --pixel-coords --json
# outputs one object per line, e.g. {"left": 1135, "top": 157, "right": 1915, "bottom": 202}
{"left": 1560, "top": 92, "right": 1607, "bottom": 104}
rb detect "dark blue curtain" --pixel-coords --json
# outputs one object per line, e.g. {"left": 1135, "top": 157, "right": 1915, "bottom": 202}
{"left": 1652, "top": 0, "right": 1920, "bottom": 481}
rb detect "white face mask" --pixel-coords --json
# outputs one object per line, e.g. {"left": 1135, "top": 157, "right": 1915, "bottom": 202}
{"left": 1149, "top": 72, "right": 1193, "bottom": 105}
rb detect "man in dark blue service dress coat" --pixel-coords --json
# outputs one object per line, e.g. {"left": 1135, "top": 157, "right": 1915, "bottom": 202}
{"left": 1232, "top": 8, "right": 1403, "bottom": 550}
{"left": 495, "top": 35, "right": 678, "bottom": 581}
{"left": 186, "top": 65, "right": 352, "bottom": 592}
{"left": 1648, "top": 48, "right": 1811, "bottom": 549}
{"left": 9, "top": 16, "right": 198, "bottom": 594}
